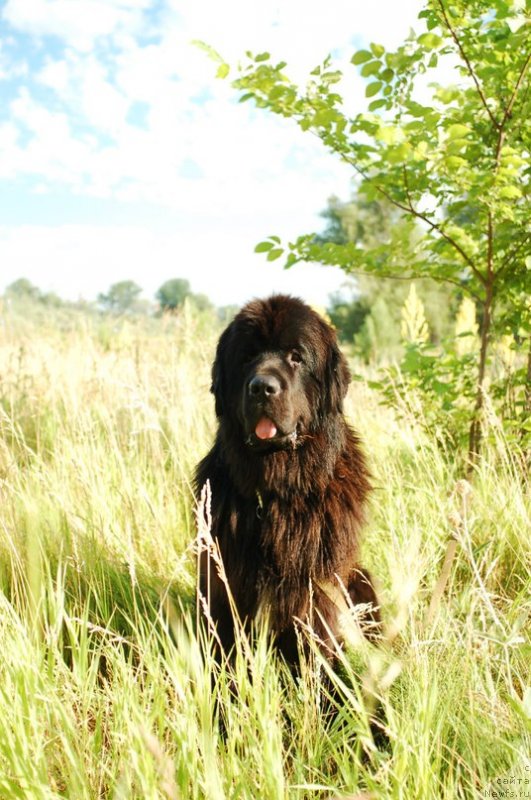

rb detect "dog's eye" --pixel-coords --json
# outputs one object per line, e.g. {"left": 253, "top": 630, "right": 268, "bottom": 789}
{"left": 288, "top": 350, "right": 303, "bottom": 366}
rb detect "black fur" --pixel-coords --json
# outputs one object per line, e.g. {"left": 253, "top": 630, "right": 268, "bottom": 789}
{"left": 195, "top": 295, "right": 379, "bottom": 665}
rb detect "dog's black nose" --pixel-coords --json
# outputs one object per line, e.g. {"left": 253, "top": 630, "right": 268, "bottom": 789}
{"left": 248, "top": 374, "right": 281, "bottom": 398}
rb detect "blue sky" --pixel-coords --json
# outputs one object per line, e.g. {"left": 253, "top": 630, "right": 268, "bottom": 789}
{"left": 0, "top": 0, "right": 422, "bottom": 307}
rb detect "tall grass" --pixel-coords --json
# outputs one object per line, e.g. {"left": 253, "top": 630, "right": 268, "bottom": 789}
{"left": 0, "top": 300, "right": 529, "bottom": 799}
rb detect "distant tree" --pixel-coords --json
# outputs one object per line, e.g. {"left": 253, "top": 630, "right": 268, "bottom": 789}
{"left": 324, "top": 198, "right": 457, "bottom": 351}
{"left": 316, "top": 195, "right": 349, "bottom": 245}
{"left": 156, "top": 279, "right": 191, "bottom": 311}
{"left": 189, "top": 292, "right": 214, "bottom": 312}
{"left": 356, "top": 295, "right": 402, "bottom": 362}
{"left": 98, "top": 281, "right": 142, "bottom": 313}
{"left": 40, "top": 292, "right": 64, "bottom": 308}
{"left": 5, "top": 278, "right": 41, "bottom": 299}
{"left": 317, "top": 194, "right": 404, "bottom": 248}
{"left": 5, "top": 280, "right": 66, "bottom": 309}
{"left": 327, "top": 286, "right": 371, "bottom": 342}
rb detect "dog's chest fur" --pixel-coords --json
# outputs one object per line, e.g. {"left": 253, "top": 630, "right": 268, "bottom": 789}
{"left": 210, "top": 434, "right": 368, "bottom": 629}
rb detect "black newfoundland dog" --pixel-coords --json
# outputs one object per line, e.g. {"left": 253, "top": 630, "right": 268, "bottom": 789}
{"left": 195, "top": 295, "right": 380, "bottom": 666}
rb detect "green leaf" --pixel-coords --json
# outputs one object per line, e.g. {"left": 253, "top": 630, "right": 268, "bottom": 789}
{"left": 351, "top": 50, "right": 372, "bottom": 65}
{"left": 254, "top": 52, "right": 270, "bottom": 62}
{"left": 413, "top": 141, "right": 430, "bottom": 160}
{"left": 376, "top": 125, "right": 404, "bottom": 144}
{"left": 268, "top": 85, "right": 287, "bottom": 101}
{"left": 370, "top": 43, "right": 385, "bottom": 57}
{"left": 445, "top": 155, "right": 467, "bottom": 170}
{"left": 380, "top": 68, "right": 394, "bottom": 83}
{"left": 499, "top": 186, "right": 522, "bottom": 199}
{"left": 314, "top": 108, "right": 339, "bottom": 126}
{"left": 407, "top": 101, "right": 432, "bottom": 117}
{"left": 447, "top": 123, "right": 471, "bottom": 139}
{"left": 321, "top": 70, "right": 342, "bottom": 85}
{"left": 366, "top": 81, "right": 383, "bottom": 98}
{"left": 437, "top": 87, "right": 460, "bottom": 104}
{"left": 216, "top": 63, "right": 230, "bottom": 79}
{"left": 361, "top": 60, "right": 381, "bottom": 77}
{"left": 255, "top": 241, "right": 274, "bottom": 253}
{"left": 446, "top": 139, "right": 468, "bottom": 154}
{"left": 191, "top": 40, "right": 224, "bottom": 64}
{"left": 368, "top": 98, "right": 387, "bottom": 111}
{"left": 418, "top": 32, "right": 443, "bottom": 49}
{"left": 387, "top": 142, "right": 412, "bottom": 162}
{"left": 267, "top": 248, "right": 284, "bottom": 261}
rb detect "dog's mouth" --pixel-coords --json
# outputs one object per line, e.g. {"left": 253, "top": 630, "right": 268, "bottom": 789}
{"left": 255, "top": 416, "right": 278, "bottom": 440}
{"left": 245, "top": 416, "right": 299, "bottom": 449}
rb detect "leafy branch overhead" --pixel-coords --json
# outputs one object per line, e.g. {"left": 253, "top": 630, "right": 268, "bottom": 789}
{"left": 235, "top": 4, "right": 529, "bottom": 289}
{"left": 215, "top": 0, "right": 530, "bottom": 464}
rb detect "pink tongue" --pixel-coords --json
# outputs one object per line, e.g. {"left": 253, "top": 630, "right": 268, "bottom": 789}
{"left": 255, "top": 417, "right": 278, "bottom": 440}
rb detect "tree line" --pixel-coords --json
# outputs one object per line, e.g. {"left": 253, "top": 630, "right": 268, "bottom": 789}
{"left": 3, "top": 277, "right": 216, "bottom": 316}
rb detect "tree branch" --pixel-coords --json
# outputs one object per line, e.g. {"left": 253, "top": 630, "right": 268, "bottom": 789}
{"left": 325, "top": 265, "right": 481, "bottom": 299}
{"left": 436, "top": 0, "right": 500, "bottom": 130}
{"left": 401, "top": 163, "right": 487, "bottom": 287}
{"left": 500, "top": 51, "right": 531, "bottom": 132}
{"left": 494, "top": 50, "right": 531, "bottom": 167}
{"left": 326, "top": 148, "right": 486, "bottom": 287}
{"left": 497, "top": 234, "right": 531, "bottom": 278}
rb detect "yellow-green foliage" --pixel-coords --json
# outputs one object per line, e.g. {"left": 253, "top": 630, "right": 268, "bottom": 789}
{"left": 400, "top": 284, "right": 429, "bottom": 345}
{"left": 0, "top": 302, "right": 529, "bottom": 799}
{"left": 454, "top": 297, "right": 479, "bottom": 357}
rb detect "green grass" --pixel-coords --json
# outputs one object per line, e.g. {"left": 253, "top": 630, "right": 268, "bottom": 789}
{"left": 0, "top": 301, "right": 529, "bottom": 799}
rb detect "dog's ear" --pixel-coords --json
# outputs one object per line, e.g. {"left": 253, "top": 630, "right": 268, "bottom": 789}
{"left": 324, "top": 338, "right": 351, "bottom": 415}
{"left": 210, "top": 324, "right": 231, "bottom": 418}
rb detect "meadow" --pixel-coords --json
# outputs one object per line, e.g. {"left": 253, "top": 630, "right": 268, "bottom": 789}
{"left": 0, "top": 300, "right": 529, "bottom": 799}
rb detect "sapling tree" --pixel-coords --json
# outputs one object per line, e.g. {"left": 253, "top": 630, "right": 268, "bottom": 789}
{"left": 216, "top": 0, "right": 530, "bottom": 464}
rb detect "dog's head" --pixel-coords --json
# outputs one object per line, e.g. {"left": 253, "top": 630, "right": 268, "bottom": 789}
{"left": 211, "top": 295, "right": 350, "bottom": 450}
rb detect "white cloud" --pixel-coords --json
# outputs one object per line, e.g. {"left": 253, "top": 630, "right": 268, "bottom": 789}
{"left": 6, "top": 0, "right": 425, "bottom": 210}
{"left": 38, "top": 57, "right": 71, "bottom": 93}
{"left": 3, "top": 0, "right": 151, "bottom": 51}
{"left": 1, "top": 0, "right": 425, "bottom": 305}
{"left": 38, "top": 54, "right": 130, "bottom": 136}
{"left": 16, "top": 50, "right": 355, "bottom": 213}
{"left": 6, "top": 89, "right": 96, "bottom": 186}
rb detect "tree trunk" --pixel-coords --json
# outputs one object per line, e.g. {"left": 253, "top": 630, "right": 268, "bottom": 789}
{"left": 523, "top": 335, "right": 531, "bottom": 465}
{"left": 525, "top": 335, "right": 531, "bottom": 420}
{"left": 467, "top": 280, "right": 494, "bottom": 472}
